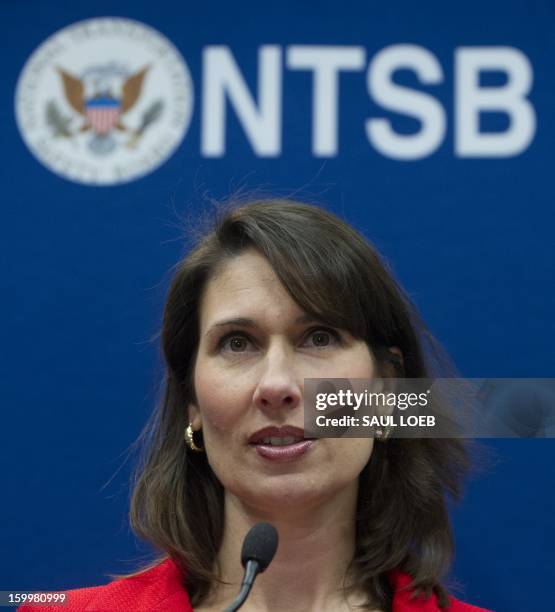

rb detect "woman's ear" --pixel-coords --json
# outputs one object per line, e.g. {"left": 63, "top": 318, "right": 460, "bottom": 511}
{"left": 187, "top": 403, "right": 202, "bottom": 430}
{"left": 388, "top": 346, "right": 404, "bottom": 369}
{"left": 379, "top": 346, "right": 404, "bottom": 381}
{"left": 371, "top": 347, "right": 405, "bottom": 417}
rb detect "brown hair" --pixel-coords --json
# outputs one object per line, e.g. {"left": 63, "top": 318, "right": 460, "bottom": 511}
{"left": 129, "top": 199, "right": 469, "bottom": 610}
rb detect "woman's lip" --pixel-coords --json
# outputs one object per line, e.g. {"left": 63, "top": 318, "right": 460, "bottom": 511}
{"left": 250, "top": 439, "right": 315, "bottom": 461}
{"left": 248, "top": 425, "right": 307, "bottom": 443}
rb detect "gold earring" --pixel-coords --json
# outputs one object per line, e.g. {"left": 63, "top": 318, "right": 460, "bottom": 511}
{"left": 375, "top": 426, "right": 391, "bottom": 442}
{"left": 185, "top": 423, "right": 204, "bottom": 452}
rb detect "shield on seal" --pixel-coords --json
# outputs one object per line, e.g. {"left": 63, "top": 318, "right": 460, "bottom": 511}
{"left": 85, "top": 97, "right": 121, "bottom": 135}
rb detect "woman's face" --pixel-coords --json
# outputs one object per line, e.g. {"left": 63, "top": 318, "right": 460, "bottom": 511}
{"left": 189, "top": 249, "right": 375, "bottom": 513}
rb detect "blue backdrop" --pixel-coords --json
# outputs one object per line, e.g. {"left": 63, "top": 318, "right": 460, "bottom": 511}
{"left": 2, "top": 2, "right": 554, "bottom": 611}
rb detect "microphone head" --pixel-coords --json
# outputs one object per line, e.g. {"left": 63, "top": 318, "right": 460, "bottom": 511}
{"left": 241, "top": 523, "right": 279, "bottom": 572}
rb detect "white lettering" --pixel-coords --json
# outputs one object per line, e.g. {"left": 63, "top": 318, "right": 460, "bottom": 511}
{"left": 287, "top": 46, "right": 365, "bottom": 156}
{"left": 455, "top": 47, "right": 535, "bottom": 156}
{"left": 199, "top": 44, "right": 536, "bottom": 159}
{"left": 366, "top": 44, "right": 446, "bottom": 160}
{"left": 202, "top": 45, "right": 282, "bottom": 156}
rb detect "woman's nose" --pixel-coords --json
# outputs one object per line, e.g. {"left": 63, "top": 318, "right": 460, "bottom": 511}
{"left": 253, "top": 345, "right": 302, "bottom": 412}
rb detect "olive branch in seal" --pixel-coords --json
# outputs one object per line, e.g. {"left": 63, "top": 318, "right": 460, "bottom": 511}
{"left": 45, "top": 100, "right": 74, "bottom": 138}
{"left": 126, "top": 99, "right": 164, "bottom": 148}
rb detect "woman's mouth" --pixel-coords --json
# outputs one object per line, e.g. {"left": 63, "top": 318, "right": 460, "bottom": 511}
{"left": 258, "top": 436, "right": 303, "bottom": 445}
{"left": 250, "top": 438, "right": 315, "bottom": 461}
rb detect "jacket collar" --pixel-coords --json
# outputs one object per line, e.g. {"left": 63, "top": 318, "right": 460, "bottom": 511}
{"left": 103, "top": 558, "right": 478, "bottom": 612}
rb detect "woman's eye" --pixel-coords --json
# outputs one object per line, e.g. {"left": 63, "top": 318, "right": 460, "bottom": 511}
{"left": 217, "top": 328, "right": 341, "bottom": 354}
{"left": 219, "top": 334, "right": 254, "bottom": 353}
{"left": 303, "top": 328, "right": 341, "bottom": 348}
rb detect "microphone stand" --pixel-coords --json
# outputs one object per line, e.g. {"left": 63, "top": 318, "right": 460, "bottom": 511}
{"left": 223, "top": 559, "right": 260, "bottom": 612}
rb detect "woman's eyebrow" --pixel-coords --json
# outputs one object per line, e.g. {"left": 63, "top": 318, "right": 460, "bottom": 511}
{"left": 205, "top": 314, "right": 323, "bottom": 336}
{"left": 209, "top": 317, "right": 258, "bottom": 331}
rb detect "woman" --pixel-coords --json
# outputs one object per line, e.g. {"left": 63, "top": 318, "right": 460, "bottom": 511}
{"left": 21, "top": 199, "right": 490, "bottom": 611}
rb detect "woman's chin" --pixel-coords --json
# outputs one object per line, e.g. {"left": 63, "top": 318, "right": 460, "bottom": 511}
{"left": 227, "top": 477, "right": 332, "bottom": 515}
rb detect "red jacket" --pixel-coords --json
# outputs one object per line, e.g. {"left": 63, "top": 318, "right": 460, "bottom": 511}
{"left": 19, "top": 558, "right": 491, "bottom": 611}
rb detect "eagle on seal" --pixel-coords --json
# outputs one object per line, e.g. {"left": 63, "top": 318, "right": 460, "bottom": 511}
{"left": 57, "top": 66, "right": 149, "bottom": 135}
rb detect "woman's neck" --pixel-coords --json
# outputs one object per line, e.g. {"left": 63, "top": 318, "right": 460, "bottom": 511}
{"left": 202, "top": 483, "right": 372, "bottom": 612}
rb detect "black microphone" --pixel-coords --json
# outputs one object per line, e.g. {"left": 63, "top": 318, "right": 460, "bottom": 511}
{"left": 223, "top": 522, "right": 279, "bottom": 612}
